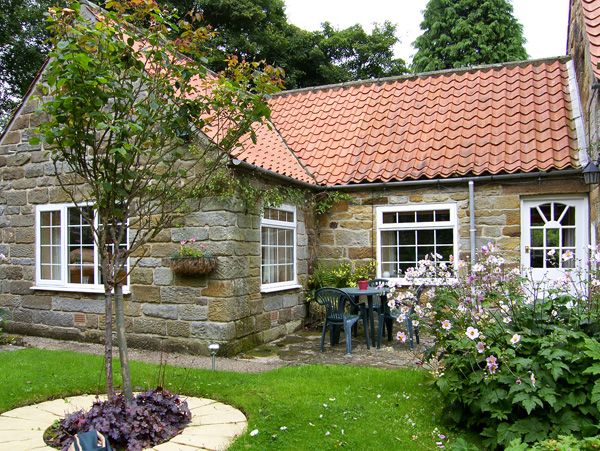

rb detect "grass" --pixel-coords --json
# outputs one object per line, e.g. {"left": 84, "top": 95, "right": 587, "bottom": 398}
{"left": 0, "top": 348, "right": 482, "bottom": 450}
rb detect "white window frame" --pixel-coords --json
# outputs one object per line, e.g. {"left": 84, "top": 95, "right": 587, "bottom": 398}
{"left": 376, "top": 203, "right": 458, "bottom": 284}
{"left": 260, "top": 205, "right": 300, "bottom": 293}
{"left": 33, "top": 203, "right": 129, "bottom": 293}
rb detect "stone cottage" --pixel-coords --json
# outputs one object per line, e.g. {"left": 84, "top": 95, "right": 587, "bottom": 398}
{"left": 0, "top": 0, "right": 597, "bottom": 355}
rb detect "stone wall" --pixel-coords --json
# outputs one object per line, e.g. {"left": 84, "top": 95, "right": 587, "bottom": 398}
{"left": 317, "top": 176, "right": 589, "bottom": 269}
{"left": 0, "top": 94, "right": 308, "bottom": 356}
{"left": 570, "top": 0, "right": 600, "bottom": 247}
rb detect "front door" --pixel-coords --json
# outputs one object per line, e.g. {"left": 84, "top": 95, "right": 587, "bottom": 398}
{"left": 521, "top": 196, "right": 588, "bottom": 282}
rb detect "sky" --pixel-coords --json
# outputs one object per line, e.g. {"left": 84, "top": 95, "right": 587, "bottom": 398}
{"left": 283, "top": 0, "right": 571, "bottom": 64}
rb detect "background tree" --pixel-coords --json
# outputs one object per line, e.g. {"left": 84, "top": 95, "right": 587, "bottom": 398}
{"left": 412, "top": 0, "right": 528, "bottom": 73}
{"left": 185, "top": 0, "right": 408, "bottom": 87}
{"left": 31, "top": 0, "right": 282, "bottom": 401}
{"left": 0, "top": 0, "right": 62, "bottom": 129}
{"left": 0, "top": 0, "right": 407, "bottom": 129}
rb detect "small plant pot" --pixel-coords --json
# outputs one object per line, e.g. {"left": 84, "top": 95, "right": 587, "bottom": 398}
{"left": 170, "top": 257, "right": 217, "bottom": 275}
{"left": 358, "top": 280, "right": 368, "bottom": 290}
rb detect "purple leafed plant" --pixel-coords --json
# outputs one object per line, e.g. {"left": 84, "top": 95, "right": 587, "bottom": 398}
{"left": 49, "top": 388, "right": 191, "bottom": 451}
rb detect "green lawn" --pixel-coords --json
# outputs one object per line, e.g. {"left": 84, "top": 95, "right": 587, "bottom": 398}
{"left": 0, "top": 349, "right": 481, "bottom": 450}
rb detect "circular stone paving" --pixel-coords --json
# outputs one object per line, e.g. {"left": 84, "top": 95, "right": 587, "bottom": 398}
{"left": 0, "top": 394, "right": 247, "bottom": 451}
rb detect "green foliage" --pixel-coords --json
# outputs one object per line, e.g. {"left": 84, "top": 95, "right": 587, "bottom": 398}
{"left": 0, "top": 307, "right": 9, "bottom": 340}
{"left": 306, "top": 259, "right": 377, "bottom": 302}
{"left": 506, "top": 434, "right": 600, "bottom": 451}
{"left": 171, "top": 239, "right": 212, "bottom": 258}
{"left": 0, "top": 349, "right": 483, "bottom": 450}
{"left": 0, "top": 0, "right": 62, "bottom": 130}
{"left": 171, "top": 0, "right": 408, "bottom": 88}
{"left": 390, "top": 244, "right": 600, "bottom": 449}
{"left": 209, "top": 170, "right": 350, "bottom": 216}
{"left": 412, "top": 0, "right": 528, "bottom": 73}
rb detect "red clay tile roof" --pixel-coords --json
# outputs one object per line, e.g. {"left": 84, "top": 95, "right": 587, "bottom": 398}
{"left": 582, "top": 0, "right": 600, "bottom": 80}
{"left": 236, "top": 58, "right": 577, "bottom": 187}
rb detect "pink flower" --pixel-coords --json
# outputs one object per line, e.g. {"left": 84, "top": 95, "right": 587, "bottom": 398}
{"left": 190, "top": 238, "right": 196, "bottom": 243}
{"left": 476, "top": 342, "right": 485, "bottom": 353}
{"left": 181, "top": 240, "right": 186, "bottom": 245}
{"left": 441, "top": 320, "right": 452, "bottom": 331}
{"left": 397, "top": 332, "right": 407, "bottom": 343}
{"left": 200, "top": 244, "right": 205, "bottom": 248}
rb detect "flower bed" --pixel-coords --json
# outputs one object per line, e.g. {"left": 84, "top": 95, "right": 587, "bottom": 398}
{"left": 388, "top": 244, "right": 600, "bottom": 449}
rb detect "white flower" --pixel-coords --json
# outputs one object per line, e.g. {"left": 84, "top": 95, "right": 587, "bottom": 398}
{"left": 510, "top": 333, "right": 521, "bottom": 345}
{"left": 466, "top": 327, "right": 480, "bottom": 340}
{"left": 250, "top": 429, "right": 259, "bottom": 436}
{"left": 547, "top": 249, "right": 556, "bottom": 256}
{"left": 565, "top": 300, "right": 577, "bottom": 309}
{"left": 280, "top": 426, "right": 287, "bottom": 430}
{"left": 503, "top": 316, "right": 512, "bottom": 324}
{"left": 593, "top": 279, "right": 600, "bottom": 287}
{"left": 562, "top": 250, "right": 574, "bottom": 261}
{"left": 412, "top": 320, "right": 420, "bottom": 327}
{"left": 472, "top": 263, "right": 485, "bottom": 273}
{"left": 552, "top": 310, "right": 558, "bottom": 317}
{"left": 441, "top": 320, "right": 452, "bottom": 331}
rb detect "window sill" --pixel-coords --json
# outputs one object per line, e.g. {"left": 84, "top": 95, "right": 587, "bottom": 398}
{"left": 260, "top": 284, "right": 302, "bottom": 294}
{"left": 31, "top": 285, "right": 131, "bottom": 295}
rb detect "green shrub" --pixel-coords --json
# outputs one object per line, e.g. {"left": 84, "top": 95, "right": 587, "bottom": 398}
{"left": 305, "top": 259, "right": 377, "bottom": 302}
{"left": 506, "top": 434, "right": 600, "bottom": 450}
{"left": 390, "top": 244, "right": 600, "bottom": 449}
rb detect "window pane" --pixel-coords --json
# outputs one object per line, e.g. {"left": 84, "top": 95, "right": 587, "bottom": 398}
{"left": 560, "top": 206, "right": 575, "bottom": 226}
{"left": 381, "top": 231, "right": 397, "bottom": 246}
{"left": 398, "top": 230, "right": 415, "bottom": 245}
{"left": 436, "top": 228, "right": 453, "bottom": 244}
{"left": 397, "top": 211, "right": 415, "bottom": 223}
{"left": 436, "top": 210, "right": 450, "bottom": 221}
{"left": 546, "top": 229, "right": 559, "bottom": 248}
{"left": 531, "top": 229, "right": 544, "bottom": 247}
{"left": 382, "top": 212, "right": 397, "bottom": 224}
{"left": 417, "top": 210, "right": 434, "bottom": 222}
{"left": 417, "top": 230, "right": 435, "bottom": 244}
{"left": 531, "top": 249, "right": 544, "bottom": 268}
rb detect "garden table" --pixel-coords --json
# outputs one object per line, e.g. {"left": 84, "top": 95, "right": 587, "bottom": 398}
{"left": 341, "top": 286, "right": 384, "bottom": 348}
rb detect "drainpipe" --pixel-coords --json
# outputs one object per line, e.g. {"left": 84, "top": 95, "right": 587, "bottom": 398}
{"left": 469, "top": 181, "right": 476, "bottom": 263}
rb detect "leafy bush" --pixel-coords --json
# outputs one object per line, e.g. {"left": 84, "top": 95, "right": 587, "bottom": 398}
{"left": 0, "top": 307, "right": 9, "bottom": 343}
{"left": 390, "top": 244, "right": 600, "bottom": 449}
{"left": 506, "top": 434, "right": 600, "bottom": 450}
{"left": 305, "top": 259, "right": 377, "bottom": 302}
{"left": 46, "top": 388, "right": 191, "bottom": 451}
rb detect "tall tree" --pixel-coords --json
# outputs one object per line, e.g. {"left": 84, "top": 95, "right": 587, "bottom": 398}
{"left": 31, "top": 0, "right": 282, "bottom": 401}
{"left": 412, "top": 0, "right": 528, "bottom": 73}
{"left": 0, "top": 0, "right": 60, "bottom": 129}
{"left": 171, "top": 0, "right": 408, "bottom": 88}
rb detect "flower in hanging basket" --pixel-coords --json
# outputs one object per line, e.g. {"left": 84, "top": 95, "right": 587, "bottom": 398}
{"left": 170, "top": 239, "right": 216, "bottom": 275}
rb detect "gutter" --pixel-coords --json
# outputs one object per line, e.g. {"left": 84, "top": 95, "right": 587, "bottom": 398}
{"left": 231, "top": 158, "right": 584, "bottom": 191}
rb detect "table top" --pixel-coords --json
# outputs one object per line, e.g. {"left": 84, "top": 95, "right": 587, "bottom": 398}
{"left": 341, "top": 287, "right": 383, "bottom": 296}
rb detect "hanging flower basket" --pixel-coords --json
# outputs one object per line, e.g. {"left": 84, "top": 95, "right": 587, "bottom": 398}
{"left": 170, "top": 257, "right": 217, "bottom": 275}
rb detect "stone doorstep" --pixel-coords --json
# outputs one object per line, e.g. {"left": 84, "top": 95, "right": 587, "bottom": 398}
{"left": 0, "top": 395, "right": 247, "bottom": 451}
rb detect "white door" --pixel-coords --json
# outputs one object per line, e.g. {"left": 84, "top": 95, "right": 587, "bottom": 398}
{"left": 521, "top": 196, "right": 588, "bottom": 282}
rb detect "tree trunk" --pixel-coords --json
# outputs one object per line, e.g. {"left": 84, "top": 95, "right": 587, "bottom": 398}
{"left": 104, "top": 278, "right": 115, "bottom": 398}
{"left": 114, "top": 283, "right": 133, "bottom": 402}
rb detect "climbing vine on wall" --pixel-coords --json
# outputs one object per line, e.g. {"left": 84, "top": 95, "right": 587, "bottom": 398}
{"left": 206, "top": 168, "right": 350, "bottom": 216}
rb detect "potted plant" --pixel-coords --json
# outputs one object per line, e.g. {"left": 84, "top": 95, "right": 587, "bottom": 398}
{"left": 170, "top": 239, "right": 217, "bottom": 275}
